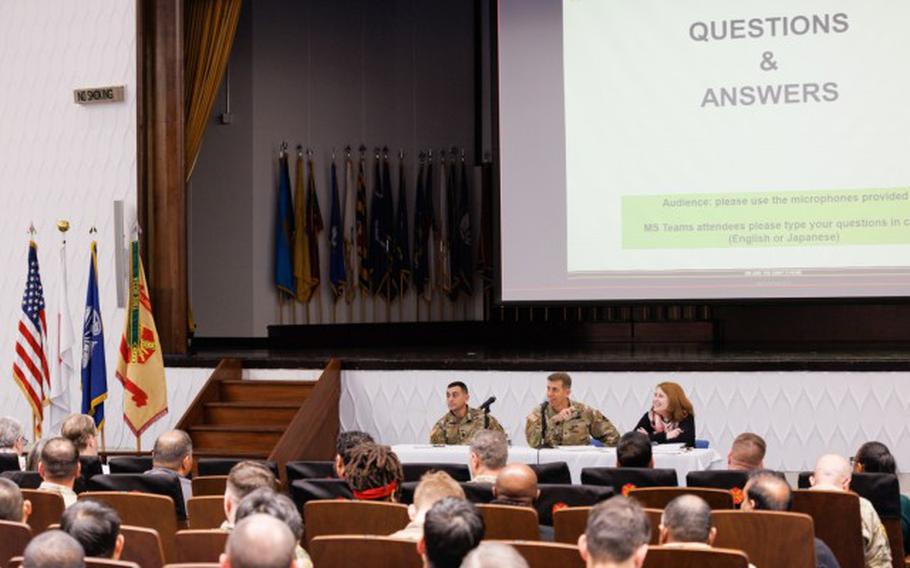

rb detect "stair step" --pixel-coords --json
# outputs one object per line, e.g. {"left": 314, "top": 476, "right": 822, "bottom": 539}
{"left": 192, "top": 448, "right": 271, "bottom": 460}
{"left": 203, "top": 402, "right": 299, "bottom": 426}
{"left": 189, "top": 425, "right": 285, "bottom": 453}
{"left": 219, "top": 380, "right": 315, "bottom": 403}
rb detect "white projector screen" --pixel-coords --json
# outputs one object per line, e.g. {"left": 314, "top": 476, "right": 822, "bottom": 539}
{"left": 498, "top": 0, "right": 910, "bottom": 301}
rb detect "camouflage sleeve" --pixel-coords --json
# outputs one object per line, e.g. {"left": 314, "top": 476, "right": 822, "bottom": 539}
{"left": 486, "top": 414, "right": 506, "bottom": 434}
{"left": 429, "top": 418, "right": 446, "bottom": 444}
{"left": 590, "top": 409, "right": 621, "bottom": 447}
{"left": 525, "top": 408, "right": 543, "bottom": 447}
{"left": 860, "top": 499, "right": 893, "bottom": 568}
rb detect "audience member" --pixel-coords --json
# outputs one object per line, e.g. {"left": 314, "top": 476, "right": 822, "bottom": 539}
{"left": 220, "top": 513, "right": 296, "bottom": 568}
{"left": 233, "top": 488, "right": 312, "bottom": 568}
{"left": 461, "top": 542, "right": 529, "bottom": 568}
{"left": 26, "top": 439, "right": 45, "bottom": 472}
{"left": 635, "top": 382, "right": 696, "bottom": 446}
{"left": 60, "top": 414, "right": 99, "bottom": 457}
{"left": 810, "top": 454, "right": 891, "bottom": 568}
{"left": 0, "top": 477, "right": 31, "bottom": 523}
{"left": 727, "top": 433, "right": 766, "bottom": 471}
{"left": 418, "top": 497, "right": 484, "bottom": 568}
{"left": 491, "top": 463, "right": 539, "bottom": 507}
{"left": 468, "top": 430, "right": 508, "bottom": 484}
{"left": 334, "top": 430, "right": 374, "bottom": 479}
{"left": 222, "top": 461, "right": 278, "bottom": 529}
{"left": 854, "top": 441, "right": 910, "bottom": 556}
{"left": 578, "top": 496, "right": 651, "bottom": 568}
{"left": 60, "top": 499, "right": 125, "bottom": 560}
{"left": 0, "top": 417, "right": 27, "bottom": 470}
{"left": 659, "top": 494, "right": 756, "bottom": 568}
{"left": 616, "top": 431, "right": 653, "bottom": 468}
{"left": 22, "top": 529, "right": 85, "bottom": 568}
{"left": 390, "top": 471, "right": 465, "bottom": 541}
{"left": 146, "top": 429, "right": 194, "bottom": 509}
{"left": 37, "top": 437, "right": 80, "bottom": 508}
{"left": 741, "top": 470, "right": 840, "bottom": 568}
{"left": 346, "top": 443, "right": 403, "bottom": 502}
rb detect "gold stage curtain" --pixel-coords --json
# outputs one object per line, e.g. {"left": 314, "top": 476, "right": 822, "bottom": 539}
{"left": 184, "top": 0, "right": 241, "bottom": 182}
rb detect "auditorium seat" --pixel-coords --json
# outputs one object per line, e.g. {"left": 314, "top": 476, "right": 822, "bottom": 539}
{"left": 791, "top": 489, "right": 864, "bottom": 568}
{"left": 477, "top": 504, "right": 539, "bottom": 541}
{"left": 536, "top": 484, "right": 613, "bottom": 525}
{"left": 553, "top": 507, "right": 589, "bottom": 544}
{"left": 79, "top": 491, "right": 179, "bottom": 563}
{"left": 87, "top": 473, "right": 187, "bottom": 521}
{"left": 108, "top": 456, "right": 153, "bottom": 474}
{"left": 186, "top": 496, "right": 227, "bottom": 529}
{"left": 499, "top": 541, "right": 584, "bottom": 568}
{"left": 175, "top": 530, "right": 229, "bottom": 563}
{"left": 461, "top": 482, "right": 495, "bottom": 504}
{"left": 286, "top": 460, "right": 336, "bottom": 483}
{"left": 120, "top": 525, "right": 166, "bottom": 568}
{"left": 0, "top": 520, "right": 31, "bottom": 567}
{"left": 191, "top": 476, "right": 227, "bottom": 497}
{"left": 628, "top": 487, "right": 735, "bottom": 510}
{"left": 529, "top": 462, "right": 572, "bottom": 485}
{"left": 685, "top": 470, "right": 748, "bottom": 491}
{"left": 76, "top": 456, "right": 105, "bottom": 494}
{"left": 580, "top": 467, "right": 678, "bottom": 493}
{"left": 289, "top": 479, "right": 353, "bottom": 514}
{"left": 303, "top": 500, "right": 409, "bottom": 547}
{"left": 309, "top": 535, "right": 423, "bottom": 568}
{"left": 644, "top": 508, "right": 662, "bottom": 544}
{"left": 161, "top": 564, "right": 219, "bottom": 568}
{"left": 642, "top": 546, "right": 750, "bottom": 568}
{"left": 712, "top": 510, "right": 815, "bottom": 568}
{"left": 401, "top": 463, "right": 470, "bottom": 483}
{"left": 1, "top": 471, "right": 41, "bottom": 489}
{"left": 196, "top": 458, "right": 279, "bottom": 478}
{"left": 0, "top": 454, "right": 20, "bottom": 474}
{"left": 21, "top": 489, "right": 65, "bottom": 532}
{"left": 85, "top": 558, "right": 140, "bottom": 568}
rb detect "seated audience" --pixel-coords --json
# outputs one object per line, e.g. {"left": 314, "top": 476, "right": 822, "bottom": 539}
{"left": 233, "top": 488, "right": 313, "bottom": 568}
{"left": 37, "top": 437, "right": 80, "bottom": 508}
{"left": 491, "top": 463, "right": 539, "bottom": 507}
{"left": 26, "top": 439, "right": 45, "bottom": 472}
{"left": 22, "top": 529, "right": 85, "bottom": 568}
{"left": 334, "top": 430, "right": 374, "bottom": 479}
{"left": 853, "top": 441, "right": 910, "bottom": 556}
{"left": 419, "top": 497, "right": 484, "bottom": 568}
{"left": 0, "top": 477, "right": 31, "bottom": 523}
{"left": 0, "top": 417, "right": 27, "bottom": 470}
{"left": 616, "top": 431, "right": 653, "bottom": 468}
{"left": 60, "top": 414, "right": 99, "bottom": 457}
{"left": 659, "top": 494, "right": 756, "bottom": 568}
{"left": 810, "top": 454, "right": 892, "bottom": 568}
{"left": 635, "top": 382, "right": 695, "bottom": 446}
{"left": 145, "top": 429, "right": 194, "bottom": 509}
{"left": 222, "top": 461, "right": 278, "bottom": 530}
{"left": 220, "top": 513, "right": 296, "bottom": 568}
{"left": 346, "top": 442, "right": 403, "bottom": 502}
{"left": 461, "top": 541, "right": 529, "bottom": 568}
{"left": 391, "top": 471, "right": 465, "bottom": 541}
{"left": 727, "top": 433, "right": 766, "bottom": 471}
{"left": 60, "top": 499, "right": 125, "bottom": 560}
{"left": 741, "top": 470, "right": 840, "bottom": 568}
{"left": 578, "top": 496, "right": 651, "bottom": 568}
{"left": 468, "top": 430, "right": 508, "bottom": 484}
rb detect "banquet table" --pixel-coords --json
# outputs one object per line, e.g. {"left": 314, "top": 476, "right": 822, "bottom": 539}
{"left": 391, "top": 444, "right": 724, "bottom": 485}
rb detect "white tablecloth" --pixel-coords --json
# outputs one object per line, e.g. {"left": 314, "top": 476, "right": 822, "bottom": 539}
{"left": 391, "top": 444, "right": 723, "bottom": 485}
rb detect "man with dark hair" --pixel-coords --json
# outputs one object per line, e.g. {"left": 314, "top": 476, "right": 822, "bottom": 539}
{"left": 37, "top": 437, "right": 80, "bottom": 508}
{"left": 60, "top": 500, "right": 125, "bottom": 559}
{"left": 419, "top": 497, "right": 484, "bottom": 568}
{"left": 728, "top": 433, "right": 766, "bottom": 471}
{"left": 219, "top": 513, "right": 296, "bottom": 568}
{"left": 659, "top": 495, "right": 756, "bottom": 568}
{"left": 616, "top": 432, "right": 653, "bottom": 469}
{"left": 334, "top": 430, "right": 374, "bottom": 479}
{"left": 222, "top": 461, "right": 278, "bottom": 529}
{"left": 429, "top": 382, "right": 504, "bottom": 445}
{"left": 741, "top": 471, "right": 840, "bottom": 568}
{"left": 146, "top": 429, "right": 194, "bottom": 509}
{"left": 22, "top": 529, "right": 85, "bottom": 568}
{"left": 346, "top": 443, "right": 404, "bottom": 502}
{"left": 468, "top": 430, "right": 508, "bottom": 484}
{"left": 0, "top": 477, "right": 31, "bottom": 523}
{"left": 525, "top": 372, "right": 619, "bottom": 447}
{"left": 578, "top": 496, "right": 651, "bottom": 568}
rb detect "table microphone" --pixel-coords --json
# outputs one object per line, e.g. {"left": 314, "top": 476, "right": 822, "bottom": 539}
{"left": 478, "top": 396, "right": 496, "bottom": 411}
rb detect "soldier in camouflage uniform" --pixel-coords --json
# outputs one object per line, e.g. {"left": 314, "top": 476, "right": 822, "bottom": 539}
{"left": 429, "top": 381, "right": 505, "bottom": 445}
{"left": 525, "top": 372, "right": 620, "bottom": 447}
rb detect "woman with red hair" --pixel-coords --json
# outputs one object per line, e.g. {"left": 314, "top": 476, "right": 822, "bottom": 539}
{"left": 635, "top": 382, "right": 696, "bottom": 447}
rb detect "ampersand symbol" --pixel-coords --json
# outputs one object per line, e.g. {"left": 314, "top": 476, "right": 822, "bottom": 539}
{"left": 761, "top": 51, "right": 778, "bottom": 71}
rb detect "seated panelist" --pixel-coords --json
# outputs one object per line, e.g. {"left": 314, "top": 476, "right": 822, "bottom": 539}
{"left": 429, "top": 381, "right": 504, "bottom": 445}
{"left": 635, "top": 381, "right": 696, "bottom": 446}
{"left": 525, "top": 372, "right": 620, "bottom": 447}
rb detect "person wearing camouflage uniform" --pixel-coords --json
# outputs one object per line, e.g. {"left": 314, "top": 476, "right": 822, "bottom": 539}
{"left": 525, "top": 372, "right": 620, "bottom": 447}
{"left": 429, "top": 381, "right": 505, "bottom": 445}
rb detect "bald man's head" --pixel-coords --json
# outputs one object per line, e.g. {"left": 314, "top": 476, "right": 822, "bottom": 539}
{"left": 221, "top": 514, "right": 295, "bottom": 568}
{"left": 152, "top": 430, "right": 193, "bottom": 475}
{"left": 811, "top": 454, "right": 852, "bottom": 491}
{"left": 742, "top": 471, "right": 791, "bottom": 512}
{"left": 493, "top": 464, "right": 539, "bottom": 506}
{"left": 660, "top": 495, "right": 715, "bottom": 545}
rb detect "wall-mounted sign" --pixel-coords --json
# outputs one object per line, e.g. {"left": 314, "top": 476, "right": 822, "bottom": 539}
{"left": 73, "top": 85, "right": 125, "bottom": 105}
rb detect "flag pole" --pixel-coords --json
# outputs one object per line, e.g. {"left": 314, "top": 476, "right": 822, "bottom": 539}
{"left": 136, "top": 433, "right": 141, "bottom": 452}
{"left": 31, "top": 414, "right": 37, "bottom": 444}
{"left": 100, "top": 424, "right": 107, "bottom": 453}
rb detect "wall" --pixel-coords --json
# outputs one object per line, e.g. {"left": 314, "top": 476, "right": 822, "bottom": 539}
{"left": 189, "top": 0, "right": 482, "bottom": 338}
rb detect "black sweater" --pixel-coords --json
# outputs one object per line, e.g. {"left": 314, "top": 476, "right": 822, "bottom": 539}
{"left": 634, "top": 412, "right": 696, "bottom": 447}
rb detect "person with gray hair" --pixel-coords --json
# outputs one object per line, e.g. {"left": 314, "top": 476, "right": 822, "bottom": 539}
{"left": 659, "top": 495, "right": 755, "bottom": 568}
{"left": 468, "top": 430, "right": 508, "bottom": 484}
{"left": 578, "top": 496, "right": 650, "bottom": 568}
{"left": 146, "top": 430, "right": 194, "bottom": 509}
{"left": 461, "top": 542, "right": 529, "bottom": 568}
{"left": 0, "top": 477, "right": 31, "bottom": 523}
{"left": 233, "top": 488, "right": 312, "bottom": 568}
{"left": 0, "top": 417, "right": 27, "bottom": 470}
{"left": 219, "top": 513, "right": 296, "bottom": 568}
{"left": 22, "top": 529, "right": 85, "bottom": 568}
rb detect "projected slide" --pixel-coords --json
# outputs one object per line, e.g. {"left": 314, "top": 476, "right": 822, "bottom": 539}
{"left": 496, "top": 0, "right": 910, "bottom": 300}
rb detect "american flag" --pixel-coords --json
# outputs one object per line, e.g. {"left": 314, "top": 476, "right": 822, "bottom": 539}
{"left": 12, "top": 242, "right": 50, "bottom": 436}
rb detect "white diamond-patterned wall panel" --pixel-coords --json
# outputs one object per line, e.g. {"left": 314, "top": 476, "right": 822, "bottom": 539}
{"left": 341, "top": 370, "right": 910, "bottom": 472}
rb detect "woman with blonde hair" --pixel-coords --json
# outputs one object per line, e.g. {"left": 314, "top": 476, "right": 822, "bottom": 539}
{"left": 635, "top": 382, "right": 695, "bottom": 446}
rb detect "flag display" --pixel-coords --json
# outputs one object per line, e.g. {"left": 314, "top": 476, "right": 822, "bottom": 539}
{"left": 342, "top": 154, "right": 358, "bottom": 303}
{"left": 81, "top": 241, "right": 107, "bottom": 429}
{"left": 305, "top": 156, "right": 324, "bottom": 299}
{"left": 412, "top": 156, "right": 431, "bottom": 299}
{"left": 437, "top": 154, "right": 452, "bottom": 296}
{"left": 13, "top": 241, "right": 50, "bottom": 436}
{"left": 49, "top": 236, "right": 75, "bottom": 434}
{"left": 369, "top": 151, "right": 393, "bottom": 297}
{"left": 293, "top": 153, "right": 314, "bottom": 302}
{"left": 329, "top": 160, "right": 346, "bottom": 301}
{"left": 355, "top": 156, "right": 371, "bottom": 293}
{"left": 452, "top": 156, "right": 474, "bottom": 297}
{"left": 394, "top": 155, "right": 411, "bottom": 297}
{"left": 275, "top": 152, "right": 295, "bottom": 297}
{"left": 116, "top": 241, "right": 167, "bottom": 437}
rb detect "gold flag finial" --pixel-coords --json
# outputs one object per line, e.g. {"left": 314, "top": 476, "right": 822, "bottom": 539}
{"left": 57, "top": 220, "right": 70, "bottom": 233}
